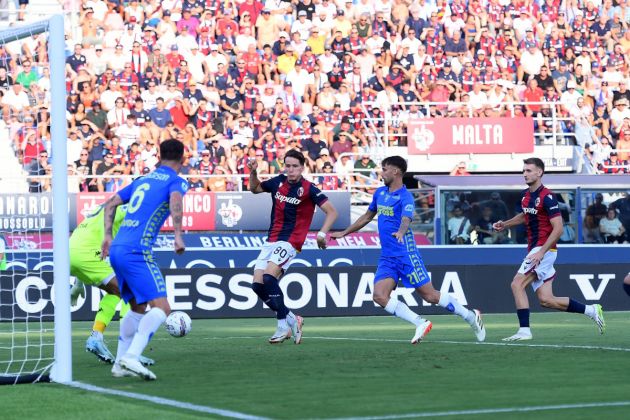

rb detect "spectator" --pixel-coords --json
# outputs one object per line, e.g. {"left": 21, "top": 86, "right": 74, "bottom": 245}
{"left": 611, "top": 193, "right": 630, "bottom": 235}
{"left": 447, "top": 205, "right": 471, "bottom": 245}
{"left": 28, "top": 151, "right": 50, "bottom": 193}
{"left": 600, "top": 208, "right": 627, "bottom": 244}
{"left": 318, "top": 161, "right": 343, "bottom": 190}
{"left": 450, "top": 161, "right": 470, "bottom": 176}
{"left": 584, "top": 193, "right": 608, "bottom": 243}
{"left": 471, "top": 206, "right": 507, "bottom": 245}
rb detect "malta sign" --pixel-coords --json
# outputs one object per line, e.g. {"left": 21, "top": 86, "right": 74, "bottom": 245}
{"left": 407, "top": 118, "right": 535, "bottom": 154}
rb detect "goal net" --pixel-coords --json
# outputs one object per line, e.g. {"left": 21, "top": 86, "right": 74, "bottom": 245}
{"left": 0, "top": 15, "right": 71, "bottom": 385}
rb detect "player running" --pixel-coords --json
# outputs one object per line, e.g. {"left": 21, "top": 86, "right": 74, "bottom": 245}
{"left": 331, "top": 156, "right": 485, "bottom": 344}
{"left": 101, "top": 139, "right": 188, "bottom": 380}
{"left": 493, "top": 157, "right": 605, "bottom": 341}
{"left": 248, "top": 148, "right": 337, "bottom": 344}
{"left": 69, "top": 204, "right": 153, "bottom": 367}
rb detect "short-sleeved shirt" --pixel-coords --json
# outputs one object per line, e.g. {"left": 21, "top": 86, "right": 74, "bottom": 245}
{"left": 517, "top": 185, "right": 561, "bottom": 251}
{"left": 369, "top": 185, "right": 416, "bottom": 257}
{"left": 261, "top": 174, "right": 328, "bottom": 251}
{"left": 113, "top": 166, "right": 189, "bottom": 250}
{"left": 70, "top": 205, "right": 126, "bottom": 251}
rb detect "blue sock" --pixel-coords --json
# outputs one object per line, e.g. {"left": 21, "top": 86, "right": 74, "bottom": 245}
{"left": 263, "top": 274, "right": 289, "bottom": 320}
{"left": 517, "top": 309, "right": 530, "bottom": 328}
{"left": 566, "top": 298, "right": 586, "bottom": 314}
{"left": 252, "top": 282, "right": 278, "bottom": 312}
{"left": 624, "top": 283, "right": 630, "bottom": 296}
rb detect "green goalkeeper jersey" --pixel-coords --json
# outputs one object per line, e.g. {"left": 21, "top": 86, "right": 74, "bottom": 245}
{"left": 70, "top": 205, "right": 127, "bottom": 250}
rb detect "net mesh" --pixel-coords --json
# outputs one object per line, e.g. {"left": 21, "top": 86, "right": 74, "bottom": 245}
{"left": 0, "top": 17, "right": 58, "bottom": 385}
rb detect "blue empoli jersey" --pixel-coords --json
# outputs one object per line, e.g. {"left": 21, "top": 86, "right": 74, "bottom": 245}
{"left": 369, "top": 186, "right": 416, "bottom": 257}
{"left": 113, "top": 166, "right": 188, "bottom": 249}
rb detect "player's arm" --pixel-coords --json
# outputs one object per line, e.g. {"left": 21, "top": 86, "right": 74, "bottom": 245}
{"left": 392, "top": 216, "right": 412, "bottom": 243}
{"left": 247, "top": 159, "right": 265, "bottom": 193}
{"left": 316, "top": 201, "right": 338, "bottom": 249}
{"left": 169, "top": 191, "right": 186, "bottom": 255}
{"left": 493, "top": 212, "right": 525, "bottom": 231}
{"left": 330, "top": 208, "right": 377, "bottom": 239}
{"left": 101, "top": 194, "right": 125, "bottom": 259}
{"left": 528, "top": 215, "right": 563, "bottom": 268}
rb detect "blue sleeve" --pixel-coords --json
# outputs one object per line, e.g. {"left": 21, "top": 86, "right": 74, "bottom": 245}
{"left": 170, "top": 177, "right": 189, "bottom": 196}
{"left": 309, "top": 184, "right": 328, "bottom": 206}
{"left": 401, "top": 192, "right": 415, "bottom": 219}
{"left": 543, "top": 193, "right": 561, "bottom": 219}
{"left": 117, "top": 181, "right": 135, "bottom": 204}
{"left": 368, "top": 188, "right": 379, "bottom": 213}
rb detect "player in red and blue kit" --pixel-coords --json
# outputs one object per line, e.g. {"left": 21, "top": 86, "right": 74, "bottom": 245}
{"left": 248, "top": 149, "right": 338, "bottom": 344}
{"left": 494, "top": 157, "right": 605, "bottom": 341}
{"left": 331, "top": 156, "right": 486, "bottom": 344}
{"left": 101, "top": 139, "right": 188, "bottom": 380}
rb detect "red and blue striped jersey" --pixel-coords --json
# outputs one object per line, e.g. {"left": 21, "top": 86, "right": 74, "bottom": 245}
{"left": 261, "top": 174, "right": 328, "bottom": 251}
{"left": 518, "top": 185, "right": 561, "bottom": 251}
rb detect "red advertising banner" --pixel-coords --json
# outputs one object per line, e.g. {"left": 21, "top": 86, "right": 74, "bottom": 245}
{"left": 76, "top": 192, "right": 216, "bottom": 231}
{"left": 407, "top": 117, "right": 534, "bottom": 154}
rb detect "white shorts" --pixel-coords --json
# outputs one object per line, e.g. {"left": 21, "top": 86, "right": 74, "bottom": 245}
{"left": 253, "top": 241, "right": 297, "bottom": 271}
{"left": 517, "top": 246, "right": 557, "bottom": 291}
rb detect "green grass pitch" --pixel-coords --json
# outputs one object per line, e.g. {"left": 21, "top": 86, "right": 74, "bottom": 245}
{"left": 2, "top": 312, "right": 630, "bottom": 420}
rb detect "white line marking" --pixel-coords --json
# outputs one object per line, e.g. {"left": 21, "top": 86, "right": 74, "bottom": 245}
{"left": 66, "top": 381, "right": 270, "bottom": 420}
{"left": 159, "top": 335, "right": 630, "bottom": 353}
{"left": 314, "top": 401, "right": 630, "bottom": 420}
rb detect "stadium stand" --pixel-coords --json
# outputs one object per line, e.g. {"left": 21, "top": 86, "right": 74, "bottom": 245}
{"left": 1, "top": 0, "right": 630, "bottom": 196}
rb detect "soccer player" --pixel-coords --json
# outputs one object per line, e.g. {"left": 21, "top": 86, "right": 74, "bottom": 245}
{"left": 248, "top": 148, "right": 338, "bottom": 344}
{"left": 101, "top": 139, "right": 188, "bottom": 380}
{"left": 493, "top": 157, "right": 605, "bottom": 341}
{"left": 625, "top": 274, "right": 630, "bottom": 297}
{"left": 69, "top": 205, "right": 154, "bottom": 366}
{"left": 331, "top": 156, "right": 485, "bottom": 344}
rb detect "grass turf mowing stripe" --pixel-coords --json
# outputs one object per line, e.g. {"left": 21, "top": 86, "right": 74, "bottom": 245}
{"left": 315, "top": 401, "right": 630, "bottom": 419}
{"left": 66, "top": 381, "right": 269, "bottom": 420}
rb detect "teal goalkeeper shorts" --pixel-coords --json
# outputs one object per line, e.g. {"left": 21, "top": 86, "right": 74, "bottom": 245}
{"left": 69, "top": 246, "right": 115, "bottom": 286}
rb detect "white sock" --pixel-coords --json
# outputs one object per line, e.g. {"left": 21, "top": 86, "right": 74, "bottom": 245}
{"left": 518, "top": 327, "right": 532, "bottom": 336}
{"left": 438, "top": 293, "right": 474, "bottom": 322}
{"left": 286, "top": 311, "right": 296, "bottom": 327}
{"left": 584, "top": 305, "right": 596, "bottom": 318}
{"left": 91, "top": 330, "right": 103, "bottom": 340}
{"left": 126, "top": 308, "right": 166, "bottom": 359}
{"left": 278, "top": 318, "right": 289, "bottom": 329}
{"left": 384, "top": 298, "right": 424, "bottom": 326}
{"left": 116, "top": 311, "right": 143, "bottom": 363}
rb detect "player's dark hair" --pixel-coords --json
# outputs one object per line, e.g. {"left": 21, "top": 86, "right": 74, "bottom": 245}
{"left": 284, "top": 148, "right": 305, "bottom": 166}
{"left": 382, "top": 155, "right": 407, "bottom": 174}
{"left": 523, "top": 157, "right": 545, "bottom": 174}
{"left": 160, "top": 139, "right": 185, "bottom": 161}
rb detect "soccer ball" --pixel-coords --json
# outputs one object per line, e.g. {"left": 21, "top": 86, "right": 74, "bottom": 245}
{"left": 165, "top": 311, "right": 192, "bottom": 337}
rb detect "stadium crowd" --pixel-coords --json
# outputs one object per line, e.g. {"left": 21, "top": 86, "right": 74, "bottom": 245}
{"left": 3, "top": 0, "right": 630, "bottom": 195}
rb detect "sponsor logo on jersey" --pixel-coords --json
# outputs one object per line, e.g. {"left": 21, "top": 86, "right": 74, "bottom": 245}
{"left": 275, "top": 192, "right": 301, "bottom": 205}
{"left": 522, "top": 207, "right": 538, "bottom": 215}
{"left": 121, "top": 219, "right": 140, "bottom": 227}
{"left": 377, "top": 205, "right": 394, "bottom": 216}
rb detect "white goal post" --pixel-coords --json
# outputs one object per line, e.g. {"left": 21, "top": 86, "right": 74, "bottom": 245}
{"left": 0, "top": 14, "right": 70, "bottom": 385}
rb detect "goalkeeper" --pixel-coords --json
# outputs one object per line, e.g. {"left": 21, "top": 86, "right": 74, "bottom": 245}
{"left": 70, "top": 205, "right": 153, "bottom": 367}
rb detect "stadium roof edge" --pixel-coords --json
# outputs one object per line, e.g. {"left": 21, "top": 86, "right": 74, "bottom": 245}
{"left": 414, "top": 175, "right": 630, "bottom": 190}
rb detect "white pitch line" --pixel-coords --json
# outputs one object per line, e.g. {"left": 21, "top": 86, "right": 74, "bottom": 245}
{"left": 66, "top": 381, "right": 270, "bottom": 420}
{"left": 314, "top": 401, "right": 630, "bottom": 420}
{"left": 172, "top": 335, "right": 630, "bottom": 353}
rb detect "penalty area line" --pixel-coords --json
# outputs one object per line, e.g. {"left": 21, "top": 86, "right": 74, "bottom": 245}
{"left": 314, "top": 401, "right": 630, "bottom": 420}
{"left": 66, "top": 381, "right": 270, "bottom": 420}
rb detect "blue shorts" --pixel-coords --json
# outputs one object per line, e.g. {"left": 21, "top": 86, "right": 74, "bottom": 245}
{"left": 109, "top": 245, "right": 167, "bottom": 305}
{"left": 374, "top": 253, "right": 430, "bottom": 288}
